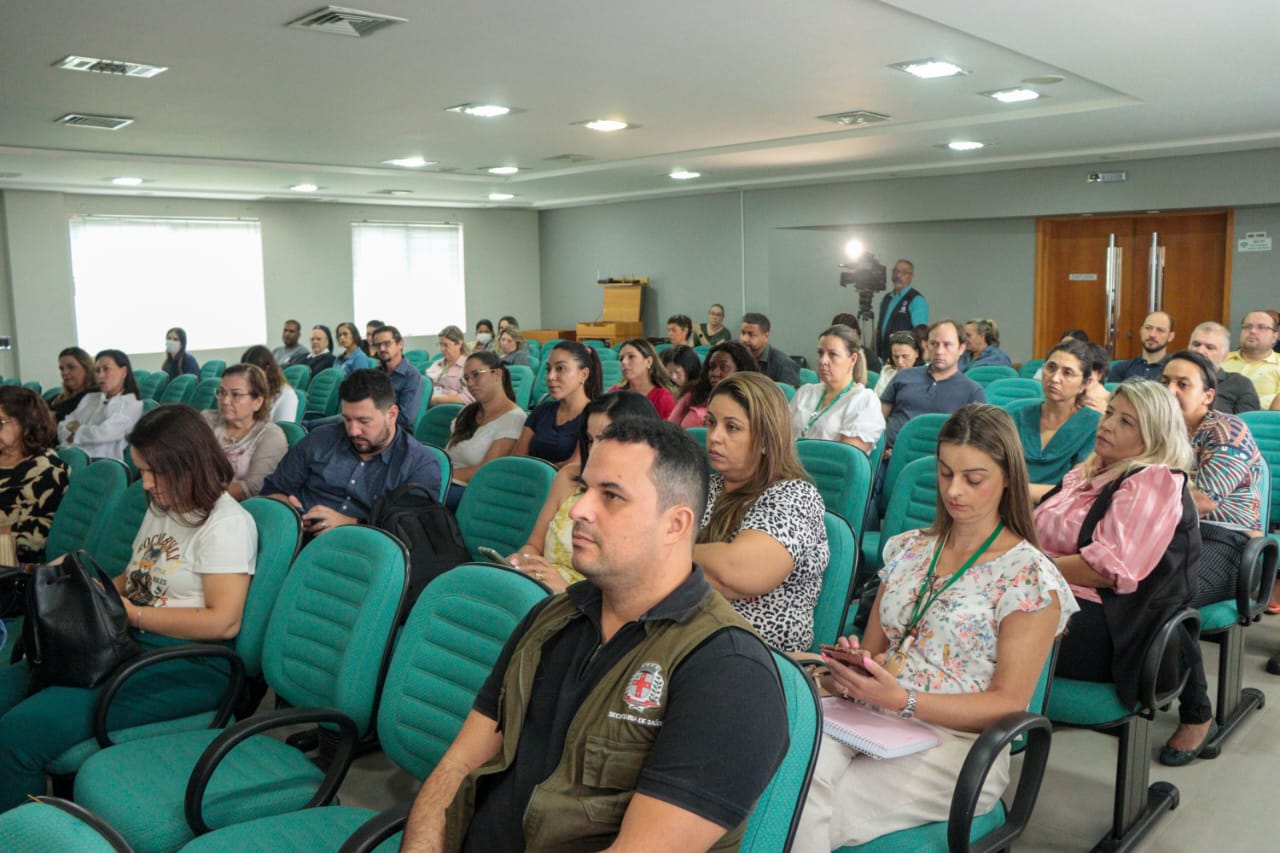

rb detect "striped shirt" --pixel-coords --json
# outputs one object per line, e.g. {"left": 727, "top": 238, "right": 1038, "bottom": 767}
{"left": 1191, "top": 410, "right": 1264, "bottom": 533}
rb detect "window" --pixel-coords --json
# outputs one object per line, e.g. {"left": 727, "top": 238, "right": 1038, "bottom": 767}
{"left": 68, "top": 216, "right": 266, "bottom": 354}
{"left": 351, "top": 222, "right": 464, "bottom": 336}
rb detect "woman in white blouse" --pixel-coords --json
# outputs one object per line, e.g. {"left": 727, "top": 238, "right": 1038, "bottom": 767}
{"left": 442, "top": 351, "right": 526, "bottom": 508}
{"left": 57, "top": 349, "right": 144, "bottom": 461}
{"left": 788, "top": 324, "right": 885, "bottom": 453}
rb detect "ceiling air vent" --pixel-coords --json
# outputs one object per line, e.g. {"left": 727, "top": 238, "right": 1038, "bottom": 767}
{"left": 818, "top": 110, "right": 891, "bottom": 127}
{"left": 56, "top": 113, "right": 134, "bottom": 130}
{"left": 286, "top": 6, "right": 408, "bottom": 37}
{"left": 55, "top": 55, "right": 168, "bottom": 78}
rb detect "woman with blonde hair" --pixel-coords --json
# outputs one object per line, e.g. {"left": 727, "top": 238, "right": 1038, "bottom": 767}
{"left": 695, "top": 372, "right": 829, "bottom": 652}
{"left": 788, "top": 324, "right": 884, "bottom": 452}
{"left": 497, "top": 326, "right": 532, "bottom": 368}
{"left": 797, "top": 404, "right": 1075, "bottom": 849}
{"left": 50, "top": 347, "right": 96, "bottom": 424}
{"left": 427, "top": 325, "right": 472, "bottom": 405}
{"left": 203, "top": 363, "right": 288, "bottom": 500}
{"left": 1035, "top": 379, "right": 1207, "bottom": 761}
{"left": 609, "top": 338, "right": 676, "bottom": 418}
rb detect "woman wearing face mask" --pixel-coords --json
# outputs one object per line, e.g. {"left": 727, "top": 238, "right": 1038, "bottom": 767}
{"left": 306, "top": 325, "right": 336, "bottom": 378}
{"left": 1013, "top": 339, "right": 1102, "bottom": 501}
{"left": 160, "top": 327, "right": 200, "bottom": 379}
{"left": 49, "top": 346, "right": 96, "bottom": 424}
{"left": 873, "top": 331, "right": 925, "bottom": 396}
{"left": 471, "top": 319, "right": 496, "bottom": 352}
{"left": 667, "top": 340, "right": 759, "bottom": 428}
{"left": 57, "top": 350, "right": 144, "bottom": 461}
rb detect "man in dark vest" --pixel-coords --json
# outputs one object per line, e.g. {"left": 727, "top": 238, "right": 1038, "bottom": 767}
{"left": 875, "top": 258, "right": 929, "bottom": 360}
{"left": 401, "top": 419, "right": 789, "bottom": 853}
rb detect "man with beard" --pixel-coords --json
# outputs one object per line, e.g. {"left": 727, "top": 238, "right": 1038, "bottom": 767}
{"left": 400, "top": 419, "right": 789, "bottom": 853}
{"left": 879, "top": 318, "right": 985, "bottom": 449}
{"left": 1108, "top": 311, "right": 1175, "bottom": 382}
{"left": 1222, "top": 310, "right": 1280, "bottom": 408}
{"left": 370, "top": 324, "right": 425, "bottom": 432}
{"left": 262, "top": 368, "right": 439, "bottom": 535}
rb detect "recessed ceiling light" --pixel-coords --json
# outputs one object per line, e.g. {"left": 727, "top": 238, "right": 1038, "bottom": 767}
{"left": 109, "top": 176, "right": 145, "bottom": 186}
{"left": 447, "top": 103, "right": 520, "bottom": 118}
{"left": 577, "top": 119, "right": 631, "bottom": 132}
{"left": 381, "top": 156, "right": 434, "bottom": 168}
{"left": 289, "top": 184, "right": 319, "bottom": 193}
{"left": 983, "top": 88, "right": 1041, "bottom": 103}
{"left": 890, "top": 58, "right": 967, "bottom": 79}
{"left": 487, "top": 166, "right": 520, "bottom": 175}
{"left": 669, "top": 169, "right": 701, "bottom": 180}
{"left": 55, "top": 55, "right": 168, "bottom": 78}
{"left": 945, "top": 141, "right": 984, "bottom": 151}
{"left": 488, "top": 192, "right": 515, "bottom": 201}
{"left": 818, "top": 110, "right": 890, "bottom": 127}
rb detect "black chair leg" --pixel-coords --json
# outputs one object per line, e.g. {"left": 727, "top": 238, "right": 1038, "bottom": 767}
{"left": 1202, "top": 625, "right": 1266, "bottom": 759}
{"left": 1093, "top": 717, "right": 1179, "bottom": 853}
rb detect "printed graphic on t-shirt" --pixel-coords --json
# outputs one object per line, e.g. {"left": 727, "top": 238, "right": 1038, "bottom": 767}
{"left": 125, "top": 531, "right": 183, "bottom": 606}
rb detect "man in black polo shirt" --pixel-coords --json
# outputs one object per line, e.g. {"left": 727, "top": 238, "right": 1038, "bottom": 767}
{"left": 401, "top": 419, "right": 789, "bottom": 853}
{"left": 739, "top": 311, "right": 801, "bottom": 387}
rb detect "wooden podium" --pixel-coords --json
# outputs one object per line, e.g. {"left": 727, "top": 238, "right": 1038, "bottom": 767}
{"left": 577, "top": 278, "right": 647, "bottom": 344}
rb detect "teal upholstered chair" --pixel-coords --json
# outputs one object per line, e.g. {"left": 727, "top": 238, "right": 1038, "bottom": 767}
{"left": 84, "top": 480, "right": 149, "bottom": 576}
{"left": 283, "top": 364, "right": 311, "bottom": 391}
{"left": 865, "top": 370, "right": 878, "bottom": 389}
{"left": 595, "top": 345, "right": 619, "bottom": 361}
{"left": 694, "top": 345, "right": 711, "bottom": 360}
{"left": 1046, "top": 608, "right": 1202, "bottom": 851}
{"left": 776, "top": 381, "right": 797, "bottom": 402}
{"left": 838, "top": 648, "right": 1059, "bottom": 853}
{"left": 507, "top": 363, "right": 535, "bottom": 409}
{"left": 600, "top": 360, "right": 623, "bottom": 388}
{"left": 422, "top": 445, "right": 452, "bottom": 502}
{"left": 291, "top": 389, "right": 307, "bottom": 423}
{"left": 304, "top": 368, "right": 345, "bottom": 417}
{"left": 1240, "top": 411, "right": 1280, "bottom": 671}
{"left": 404, "top": 349, "right": 430, "bottom": 371}
{"left": 796, "top": 438, "right": 873, "bottom": 535}
{"left": 199, "top": 360, "right": 226, "bottom": 380}
{"left": 174, "top": 563, "right": 551, "bottom": 853}
{"left": 738, "top": 652, "right": 823, "bottom": 853}
{"left": 531, "top": 363, "right": 549, "bottom": 405}
{"left": 277, "top": 420, "right": 306, "bottom": 448}
{"left": 965, "top": 365, "right": 1018, "bottom": 385}
{"left": 74, "top": 525, "right": 408, "bottom": 853}
{"left": 22, "top": 380, "right": 42, "bottom": 395}
{"left": 189, "top": 378, "right": 221, "bottom": 411}
{"left": 0, "top": 796, "right": 135, "bottom": 853}
{"left": 414, "top": 403, "right": 462, "bottom": 449}
{"left": 811, "top": 512, "right": 858, "bottom": 652}
{"left": 44, "top": 458, "right": 130, "bottom": 560}
{"left": 44, "top": 386, "right": 61, "bottom": 403}
{"left": 1193, "top": 456, "right": 1277, "bottom": 758}
{"left": 456, "top": 456, "right": 556, "bottom": 560}
{"left": 1019, "top": 358, "right": 1045, "bottom": 378}
{"left": 158, "top": 374, "right": 198, "bottom": 405}
{"left": 984, "top": 377, "right": 1044, "bottom": 408}
{"left": 525, "top": 340, "right": 541, "bottom": 360}
{"left": 137, "top": 371, "right": 168, "bottom": 401}
{"left": 56, "top": 445, "right": 91, "bottom": 478}
{"left": 799, "top": 367, "right": 819, "bottom": 385}
{"left": 855, "top": 455, "right": 937, "bottom": 629}
{"left": 862, "top": 414, "right": 946, "bottom": 576}
{"left": 141, "top": 399, "right": 159, "bottom": 414}
{"left": 44, "top": 499, "right": 303, "bottom": 783}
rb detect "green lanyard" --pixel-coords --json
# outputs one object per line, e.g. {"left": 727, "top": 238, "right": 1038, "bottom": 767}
{"left": 805, "top": 378, "right": 856, "bottom": 431}
{"left": 902, "top": 523, "right": 1004, "bottom": 640}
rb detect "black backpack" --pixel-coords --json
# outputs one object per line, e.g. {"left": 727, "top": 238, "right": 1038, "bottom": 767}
{"left": 368, "top": 482, "right": 470, "bottom": 610}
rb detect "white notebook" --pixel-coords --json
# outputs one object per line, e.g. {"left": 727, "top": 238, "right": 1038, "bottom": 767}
{"left": 821, "top": 697, "right": 941, "bottom": 759}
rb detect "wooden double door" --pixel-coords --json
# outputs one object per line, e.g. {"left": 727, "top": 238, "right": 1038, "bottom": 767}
{"left": 1034, "top": 211, "right": 1233, "bottom": 360}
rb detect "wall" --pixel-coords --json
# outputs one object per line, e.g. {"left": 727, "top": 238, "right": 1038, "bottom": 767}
{"left": 539, "top": 147, "right": 1280, "bottom": 362}
{"left": 0, "top": 191, "right": 540, "bottom": 389}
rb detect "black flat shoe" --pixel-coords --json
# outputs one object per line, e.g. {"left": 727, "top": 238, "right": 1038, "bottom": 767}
{"left": 1267, "top": 651, "right": 1280, "bottom": 676}
{"left": 1158, "top": 721, "right": 1218, "bottom": 767}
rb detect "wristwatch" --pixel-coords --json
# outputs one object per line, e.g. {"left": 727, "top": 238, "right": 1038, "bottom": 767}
{"left": 898, "top": 689, "right": 918, "bottom": 719}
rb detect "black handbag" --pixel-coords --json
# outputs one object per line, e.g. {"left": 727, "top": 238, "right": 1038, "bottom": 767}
{"left": 0, "top": 569, "right": 25, "bottom": 619}
{"left": 14, "top": 551, "right": 142, "bottom": 690}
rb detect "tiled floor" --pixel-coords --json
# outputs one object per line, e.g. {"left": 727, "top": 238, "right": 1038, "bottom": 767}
{"left": 334, "top": 615, "right": 1280, "bottom": 851}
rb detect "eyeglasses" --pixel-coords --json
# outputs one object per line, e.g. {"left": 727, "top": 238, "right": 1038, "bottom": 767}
{"left": 1241, "top": 323, "right": 1277, "bottom": 332}
{"left": 215, "top": 389, "right": 255, "bottom": 400}
{"left": 463, "top": 369, "right": 497, "bottom": 383}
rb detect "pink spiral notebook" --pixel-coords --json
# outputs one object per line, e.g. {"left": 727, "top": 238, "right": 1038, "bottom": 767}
{"left": 821, "top": 697, "right": 941, "bottom": 759}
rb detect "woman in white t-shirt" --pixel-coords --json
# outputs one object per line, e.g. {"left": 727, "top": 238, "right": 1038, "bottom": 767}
{"left": 788, "top": 324, "right": 885, "bottom": 453}
{"left": 443, "top": 351, "right": 526, "bottom": 508}
{"left": 0, "top": 404, "right": 257, "bottom": 812}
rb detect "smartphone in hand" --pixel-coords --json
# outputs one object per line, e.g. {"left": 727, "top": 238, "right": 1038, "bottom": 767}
{"left": 478, "top": 546, "right": 517, "bottom": 569}
{"left": 819, "top": 643, "right": 872, "bottom": 673}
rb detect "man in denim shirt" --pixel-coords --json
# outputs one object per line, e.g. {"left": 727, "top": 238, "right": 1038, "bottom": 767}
{"left": 263, "top": 369, "right": 439, "bottom": 535}
{"left": 370, "top": 324, "right": 425, "bottom": 432}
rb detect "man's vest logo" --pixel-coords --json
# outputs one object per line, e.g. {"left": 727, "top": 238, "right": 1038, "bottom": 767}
{"left": 622, "top": 662, "right": 665, "bottom": 713}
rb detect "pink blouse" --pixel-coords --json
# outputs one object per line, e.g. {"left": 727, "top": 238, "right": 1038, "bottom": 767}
{"left": 667, "top": 394, "right": 707, "bottom": 429}
{"left": 1033, "top": 464, "right": 1183, "bottom": 604}
{"left": 428, "top": 355, "right": 474, "bottom": 405}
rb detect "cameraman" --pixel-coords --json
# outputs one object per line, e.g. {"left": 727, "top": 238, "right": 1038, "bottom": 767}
{"left": 875, "top": 259, "right": 929, "bottom": 361}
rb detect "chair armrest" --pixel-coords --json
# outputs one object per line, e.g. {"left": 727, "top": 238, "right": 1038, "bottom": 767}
{"left": 337, "top": 801, "right": 413, "bottom": 853}
{"left": 35, "top": 795, "right": 135, "bottom": 853}
{"left": 93, "top": 644, "right": 245, "bottom": 748}
{"left": 1238, "top": 535, "right": 1279, "bottom": 623}
{"left": 947, "top": 712, "right": 1052, "bottom": 853}
{"left": 1138, "top": 607, "right": 1201, "bottom": 715}
{"left": 184, "top": 706, "right": 358, "bottom": 836}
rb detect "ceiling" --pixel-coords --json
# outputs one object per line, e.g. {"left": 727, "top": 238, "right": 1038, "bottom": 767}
{"left": 2, "top": 0, "right": 1278, "bottom": 210}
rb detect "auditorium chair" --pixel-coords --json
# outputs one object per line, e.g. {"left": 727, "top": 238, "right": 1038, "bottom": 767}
{"left": 0, "top": 796, "right": 135, "bottom": 853}
{"left": 965, "top": 365, "right": 1018, "bottom": 385}
{"left": 796, "top": 438, "right": 873, "bottom": 535}
{"left": 414, "top": 402, "right": 462, "bottom": 449}
{"left": 811, "top": 511, "right": 858, "bottom": 652}
{"left": 456, "top": 456, "right": 555, "bottom": 561}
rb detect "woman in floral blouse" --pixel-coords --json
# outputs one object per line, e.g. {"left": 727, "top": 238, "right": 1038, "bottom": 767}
{"left": 795, "top": 404, "right": 1076, "bottom": 850}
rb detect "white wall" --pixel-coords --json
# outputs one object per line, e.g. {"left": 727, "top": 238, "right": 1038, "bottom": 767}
{"left": 0, "top": 191, "right": 540, "bottom": 389}
{"left": 539, "top": 147, "right": 1280, "bottom": 362}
